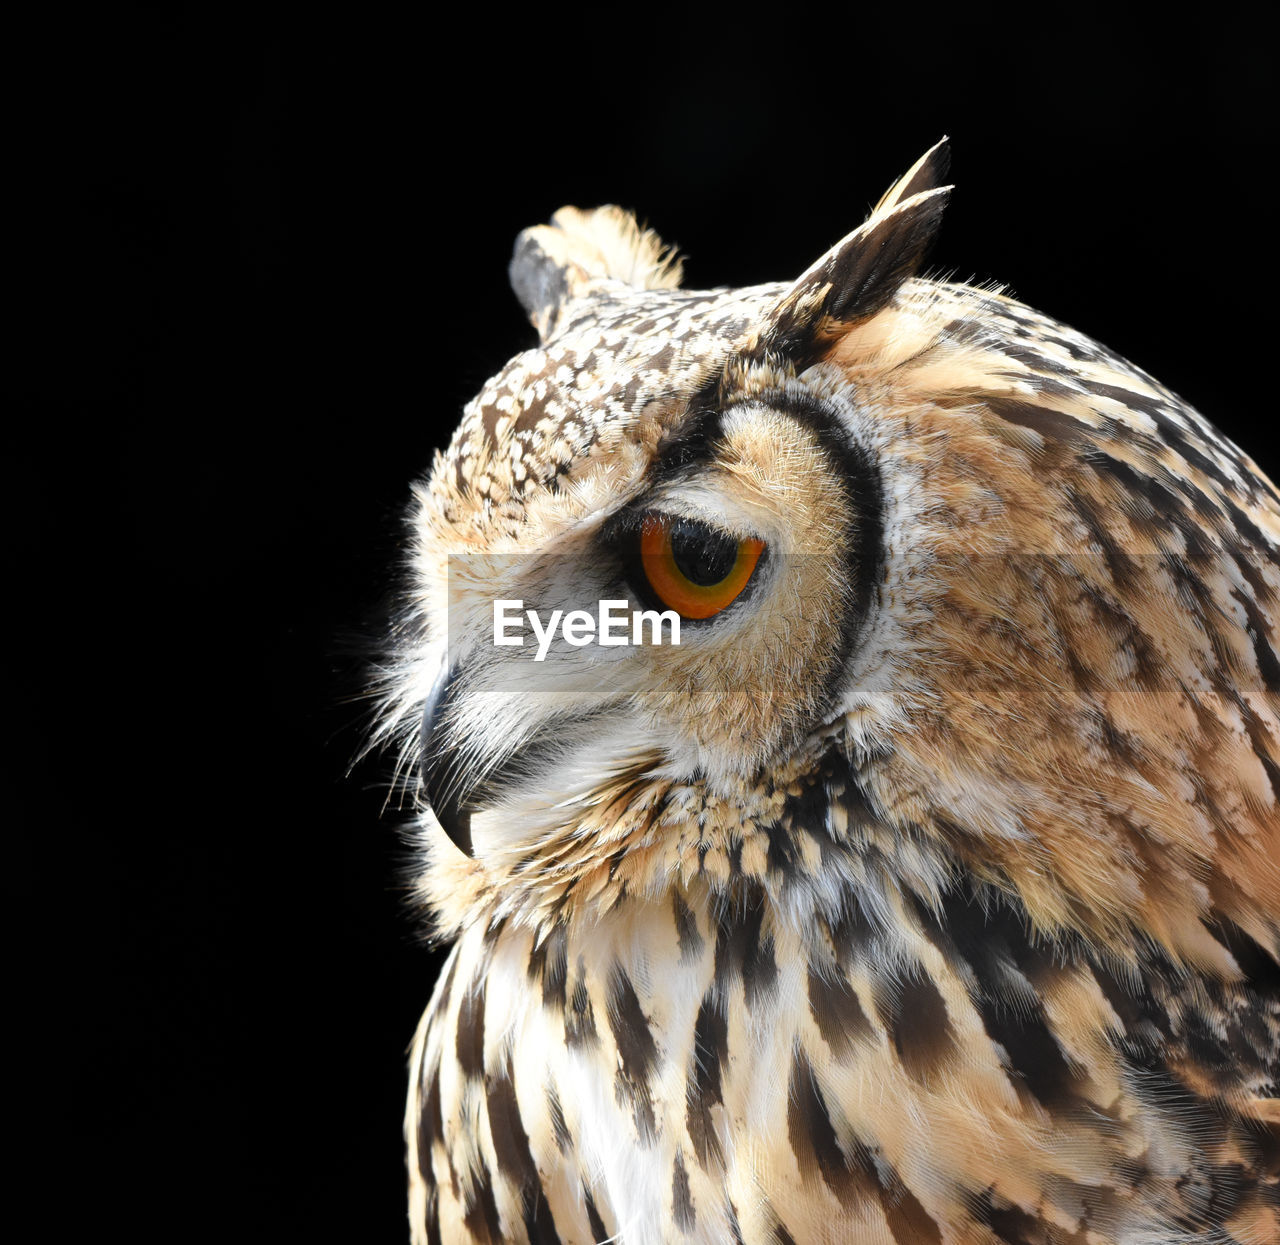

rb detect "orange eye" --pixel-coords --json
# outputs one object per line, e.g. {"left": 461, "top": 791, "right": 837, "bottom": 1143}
{"left": 638, "top": 515, "right": 765, "bottom": 620}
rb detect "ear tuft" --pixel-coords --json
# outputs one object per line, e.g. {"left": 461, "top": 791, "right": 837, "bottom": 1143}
{"left": 547, "top": 206, "right": 684, "bottom": 292}
{"left": 872, "top": 137, "right": 951, "bottom": 215}
{"left": 510, "top": 206, "right": 683, "bottom": 341}
{"left": 760, "top": 142, "right": 952, "bottom": 360}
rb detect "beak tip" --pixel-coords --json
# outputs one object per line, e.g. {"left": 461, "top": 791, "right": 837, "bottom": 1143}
{"left": 426, "top": 785, "right": 474, "bottom": 858}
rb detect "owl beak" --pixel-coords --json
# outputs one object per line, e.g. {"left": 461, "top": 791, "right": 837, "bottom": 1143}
{"left": 419, "top": 660, "right": 474, "bottom": 857}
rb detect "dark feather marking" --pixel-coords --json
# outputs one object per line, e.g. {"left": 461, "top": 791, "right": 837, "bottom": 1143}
{"left": 743, "top": 927, "right": 778, "bottom": 1009}
{"left": 456, "top": 983, "right": 487, "bottom": 1080}
{"left": 1168, "top": 506, "right": 1218, "bottom": 570}
{"left": 980, "top": 987, "right": 1083, "bottom": 1109}
{"left": 873, "top": 964, "right": 957, "bottom": 1082}
{"left": 826, "top": 889, "right": 878, "bottom": 970}
{"left": 1174, "top": 1162, "right": 1249, "bottom": 1233}
{"left": 727, "top": 836, "right": 744, "bottom": 876}
{"left": 424, "top": 1189, "right": 442, "bottom": 1245}
{"left": 1164, "top": 554, "right": 1224, "bottom": 656}
{"left": 1237, "top": 1126, "right": 1280, "bottom": 1190}
{"left": 1233, "top": 687, "right": 1280, "bottom": 805}
{"left": 687, "top": 992, "right": 728, "bottom": 1170}
{"left": 762, "top": 816, "right": 798, "bottom": 876}
{"left": 1075, "top": 584, "right": 1167, "bottom": 693}
{"left": 1260, "top": 751, "right": 1280, "bottom": 807}
{"left": 1062, "top": 633, "right": 1100, "bottom": 694}
{"left": 433, "top": 952, "right": 460, "bottom": 1016}
{"left": 943, "top": 315, "right": 987, "bottom": 346}
{"left": 726, "top": 1200, "right": 746, "bottom": 1245}
{"left": 780, "top": 772, "right": 833, "bottom": 845}
{"left": 713, "top": 880, "right": 768, "bottom": 993}
{"left": 881, "top": 1169, "right": 943, "bottom": 1245}
{"left": 1183, "top": 1008, "right": 1255, "bottom": 1082}
{"left": 1234, "top": 589, "right": 1280, "bottom": 693}
{"left": 922, "top": 888, "right": 1087, "bottom": 1107}
{"left": 524, "top": 1188, "right": 563, "bottom": 1245}
{"left": 807, "top": 965, "right": 873, "bottom": 1057}
{"left": 1228, "top": 541, "right": 1275, "bottom": 605}
{"left": 772, "top": 1226, "right": 798, "bottom": 1245}
{"left": 606, "top": 965, "right": 657, "bottom": 1077}
{"left": 647, "top": 340, "right": 677, "bottom": 372}
{"left": 1094, "top": 711, "right": 1145, "bottom": 772}
{"left": 565, "top": 962, "right": 599, "bottom": 1050}
{"left": 1092, "top": 946, "right": 1276, "bottom": 1135}
{"left": 1092, "top": 455, "right": 1226, "bottom": 579}
{"left": 994, "top": 339, "right": 1077, "bottom": 377}
{"left": 778, "top": 752, "right": 847, "bottom": 826}
{"left": 1086, "top": 380, "right": 1237, "bottom": 491}
{"left": 985, "top": 395, "right": 1092, "bottom": 444}
{"left": 418, "top": 1066, "right": 444, "bottom": 1180}
{"left": 1091, "top": 960, "right": 1170, "bottom": 1049}
{"left": 463, "top": 1160, "right": 503, "bottom": 1244}
{"left": 1043, "top": 332, "right": 1099, "bottom": 362}
{"left": 1071, "top": 492, "right": 1140, "bottom": 593}
{"left": 528, "top": 925, "right": 568, "bottom": 1011}
{"left": 607, "top": 845, "right": 629, "bottom": 882}
{"left": 835, "top": 758, "right": 884, "bottom": 822}
{"left": 509, "top": 385, "right": 558, "bottom": 438}
{"left": 672, "top": 1150, "right": 696, "bottom": 1233}
{"left": 787, "top": 1047, "right": 876, "bottom": 1203}
{"left": 486, "top": 1054, "right": 539, "bottom": 1191}
{"left": 972, "top": 1190, "right": 1044, "bottom": 1244}
{"left": 673, "top": 890, "right": 704, "bottom": 960}
{"left": 583, "top": 1188, "right": 609, "bottom": 1243}
{"left": 606, "top": 963, "right": 658, "bottom": 1142}
{"left": 1223, "top": 498, "right": 1280, "bottom": 572}
{"left": 1090, "top": 455, "right": 1165, "bottom": 539}
{"left": 547, "top": 1083, "right": 573, "bottom": 1154}
{"left": 1174, "top": 470, "right": 1231, "bottom": 523}
{"left": 1204, "top": 911, "right": 1280, "bottom": 991}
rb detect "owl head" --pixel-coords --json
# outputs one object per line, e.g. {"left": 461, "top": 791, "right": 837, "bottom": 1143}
{"left": 380, "top": 141, "right": 1280, "bottom": 969}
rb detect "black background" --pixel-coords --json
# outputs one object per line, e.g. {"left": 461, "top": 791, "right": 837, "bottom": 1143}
{"left": 22, "top": 7, "right": 1274, "bottom": 1241}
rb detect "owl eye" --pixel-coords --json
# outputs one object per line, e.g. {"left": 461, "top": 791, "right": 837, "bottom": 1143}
{"left": 638, "top": 514, "right": 765, "bottom": 620}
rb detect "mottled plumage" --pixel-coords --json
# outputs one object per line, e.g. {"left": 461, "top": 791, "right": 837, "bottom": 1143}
{"left": 376, "top": 142, "right": 1280, "bottom": 1243}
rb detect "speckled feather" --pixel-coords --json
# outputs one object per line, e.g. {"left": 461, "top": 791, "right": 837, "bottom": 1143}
{"left": 381, "top": 142, "right": 1280, "bottom": 1244}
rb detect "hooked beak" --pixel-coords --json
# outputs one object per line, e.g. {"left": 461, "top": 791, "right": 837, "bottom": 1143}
{"left": 420, "top": 660, "right": 473, "bottom": 856}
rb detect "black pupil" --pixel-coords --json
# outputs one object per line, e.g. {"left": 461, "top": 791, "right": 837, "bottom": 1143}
{"left": 669, "top": 521, "right": 739, "bottom": 586}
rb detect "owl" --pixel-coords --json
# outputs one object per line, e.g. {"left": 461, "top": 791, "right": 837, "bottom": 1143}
{"left": 377, "top": 141, "right": 1280, "bottom": 1243}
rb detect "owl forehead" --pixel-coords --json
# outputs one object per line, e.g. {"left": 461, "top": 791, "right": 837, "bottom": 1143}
{"left": 439, "top": 283, "right": 781, "bottom": 508}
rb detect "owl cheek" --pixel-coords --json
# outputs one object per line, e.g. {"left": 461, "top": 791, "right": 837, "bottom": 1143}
{"left": 419, "top": 648, "right": 663, "bottom": 860}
